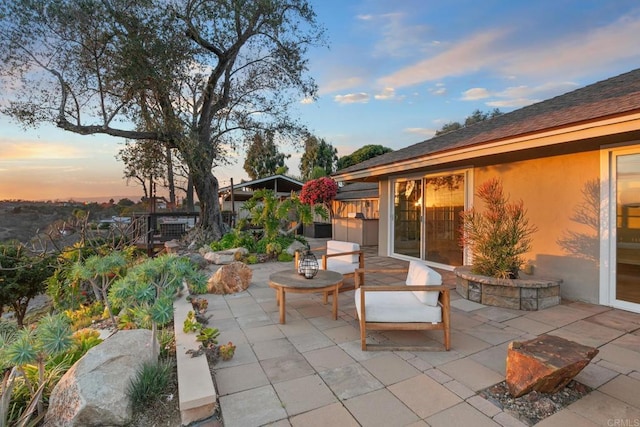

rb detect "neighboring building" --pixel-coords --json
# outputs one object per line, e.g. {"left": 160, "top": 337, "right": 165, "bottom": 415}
{"left": 333, "top": 68, "right": 640, "bottom": 314}
{"left": 218, "top": 174, "right": 304, "bottom": 223}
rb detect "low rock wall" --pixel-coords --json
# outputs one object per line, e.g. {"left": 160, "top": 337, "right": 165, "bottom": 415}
{"left": 454, "top": 267, "right": 561, "bottom": 311}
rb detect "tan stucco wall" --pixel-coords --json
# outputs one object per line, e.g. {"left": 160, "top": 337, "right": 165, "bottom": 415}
{"left": 474, "top": 150, "right": 600, "bottom": 303}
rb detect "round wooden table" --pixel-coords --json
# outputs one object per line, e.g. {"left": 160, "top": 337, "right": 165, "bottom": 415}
{"left": 269, "top": 269, "right": 343, "bottom": 324}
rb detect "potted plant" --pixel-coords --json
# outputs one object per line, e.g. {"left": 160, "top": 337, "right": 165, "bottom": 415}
{"left": 300, "top": 177, "right": 338, "bottom": 238}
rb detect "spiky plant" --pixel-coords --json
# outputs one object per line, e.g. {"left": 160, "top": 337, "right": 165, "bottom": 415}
{"left": 68, "top": 251, "right": 128, "bottom": 327}
{"left": 460, "top": 178, "right": 538, "bottom": 279}
{"left": 127, "top": 359, "right": 172, "bottom": 410}
{"left": 109, "top": 255, "right": 206, "bottom": 358}
{"left": 0, "top": 314, "right": 72, "bottom": 425}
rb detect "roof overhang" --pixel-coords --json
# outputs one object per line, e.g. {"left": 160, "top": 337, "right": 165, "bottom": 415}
{"left": 333, "top": 113, "right": 640, "bottom": 182}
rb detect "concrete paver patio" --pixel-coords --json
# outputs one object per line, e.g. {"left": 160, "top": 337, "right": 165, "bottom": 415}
{"left": 202, "top": 243, "right": 640, "bottom": 426}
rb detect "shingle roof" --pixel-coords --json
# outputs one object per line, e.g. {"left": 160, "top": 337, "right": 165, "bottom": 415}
{"left": 334, "top": 182, "right": 378, "bottom": 200}
{"left": 336, "top": 68, "right": 640, "bottom": 175}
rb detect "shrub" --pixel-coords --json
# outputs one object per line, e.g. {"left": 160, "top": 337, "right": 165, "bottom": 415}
{"left": 127, "top": 360, "right": 172, "bottom": 410}
{"left": 278, "top": 252, "right": 293, "bottom": 262}
{"left": 460, "top": 178, "right": 537, "bottom": 279}
{"left": 63, "top": 301, "right": 105, "bottom": 331}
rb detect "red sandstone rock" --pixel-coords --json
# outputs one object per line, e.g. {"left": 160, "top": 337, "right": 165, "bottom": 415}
{"left": 207, "top": 261, "right": 252, "bottom": 294}
{"left": 506, "top": 334, "right": 598, "bottom": 397}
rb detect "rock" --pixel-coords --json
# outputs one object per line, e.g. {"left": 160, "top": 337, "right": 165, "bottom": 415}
{"left": 506, "top": 334, "right": 598, "bottom": 397}
{"left": 207, "top": 261, "right": 252, "bottom": 294}
{"left": 286, "top": 240, "right": 307, "bottom": 256}
{"left": 44, "top": 329, "right": 159, "bottom": 427}
{"left": 164, "top": 240, "right": 181, "bottom": 253}
{"left": 204, "top": 247, "right": 248, "bottom": 264}
{"left": 185, "top": 252, "right": 208, "bottom": 269}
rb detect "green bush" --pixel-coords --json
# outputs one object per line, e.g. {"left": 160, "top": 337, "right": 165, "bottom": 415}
{"left": 210, "top": 229, "right": 256, "bottom": 252}
{"left": 127, "top": 360, "right": 172, "bottom": 409}
{"left": 246, "top": 254, "right": 258, "bottom": 264}
{"left": 277, "top": 252, "right": 293, "bottom": 262}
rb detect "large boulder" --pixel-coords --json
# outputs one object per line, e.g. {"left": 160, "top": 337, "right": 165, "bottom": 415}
{"left": 204, "top": 247, "right": 248, "bottom": 265}
{"left": 506, "top": 334, "right": 598, "bottom": 397}
{"left": 207, "top": 261, "right": 253, "bottom": 294}
{"left": 44, "top": 329, "right": 159, "bottom": 427}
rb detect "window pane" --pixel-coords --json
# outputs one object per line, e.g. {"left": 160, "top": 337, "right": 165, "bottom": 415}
{"left": 424, "top": 174, "right": 464, "bottom": 266}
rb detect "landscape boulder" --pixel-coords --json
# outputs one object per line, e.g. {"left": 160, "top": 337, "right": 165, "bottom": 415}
{"left": 44, "top": 329, "right": 159, "bottom": 427}
{"left": 506, "top": 334, "right": 598, "bottom": 397}
{"left": 286, "top": 240, "right": 307, "bottom": 256}
{"left": 204, "top": 247, "right": 248, "bottom": 265}
{"left": 207, "top": 261, "right": 253, "bottom": 294}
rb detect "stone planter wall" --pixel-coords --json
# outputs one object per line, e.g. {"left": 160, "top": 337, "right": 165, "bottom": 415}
{"left": 454, "top": 266, "right": 561, "bottom": 311}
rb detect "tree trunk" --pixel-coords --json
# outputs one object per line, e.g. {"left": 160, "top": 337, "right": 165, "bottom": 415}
{"left": 192, "top": 171, "right": 224, "bottom": 240}
{"left": 165, "top": 146, "right": 176, "bottom": 208}
{"left": 185, "top": 175, "right": 195, "bottom": 211}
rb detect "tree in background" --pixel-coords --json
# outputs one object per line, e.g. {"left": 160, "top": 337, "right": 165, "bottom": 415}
{"left": 435, "top": 108, "right": 503, "bottom": 136}
{"left": 0, "top": 243, "right": 54, "bottom": 328}
{"left": 336, "top": 144, "right": 393, "bottom": 170}
{"left": 118, "top": 140, "right": 168, "bottom": 200}
{"left": 243, "top": 132, "right": 290, "bottom": 180}
{"left": 300, "top": 136, "right": 338, "bottom": 181}
{"left": 0, "top": 0, "right": 325, "bottom": 241}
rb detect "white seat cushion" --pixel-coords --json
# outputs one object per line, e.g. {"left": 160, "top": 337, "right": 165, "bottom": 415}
{"left": 326, "top": 240, "right": 360, "bottom": 264}
{"left": 322, "top": 259, "right": 357, "bottom": 274}
{"left": 355, "top": 288, "right": 442, "bottom": 323}
{"left": 406, "top": 261, "right": 442, "bottom": 307}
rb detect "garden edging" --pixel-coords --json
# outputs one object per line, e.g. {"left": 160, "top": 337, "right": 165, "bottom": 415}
{"left": 173, "top": 290, "right": 217, "bottom": 425}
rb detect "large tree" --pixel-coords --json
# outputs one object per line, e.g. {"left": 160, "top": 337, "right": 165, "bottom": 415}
{"left": 299, "top": 135, "right": 337, "bottom": 181}
{"left": 435, "top": 108, "right": 503, "bottom": 136}
{"left": 243, "top": 131, "right": 290, "bottom": 180}
{"left": 336, "top": 144, "right": 393, "bottom": 170}
{"left": 0, "top": 0, "right": 324, "bottom": 240}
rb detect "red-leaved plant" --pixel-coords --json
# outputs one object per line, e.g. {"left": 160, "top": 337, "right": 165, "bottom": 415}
{"left": 300, "top": 177, "right": 338, "bottom": 219}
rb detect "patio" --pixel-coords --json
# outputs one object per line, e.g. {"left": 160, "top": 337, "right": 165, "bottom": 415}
{"left": 197, "top": 240, "right": 640, "bottom": 426}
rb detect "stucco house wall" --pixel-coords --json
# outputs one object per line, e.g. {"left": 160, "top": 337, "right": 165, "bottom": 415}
{"left": 474, "top": 150, "right": 601, "bottom": 303}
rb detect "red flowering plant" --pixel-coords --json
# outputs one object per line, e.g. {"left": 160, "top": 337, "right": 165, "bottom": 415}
{"left": 300, "top": 177, "right": 338, "bottom": 220}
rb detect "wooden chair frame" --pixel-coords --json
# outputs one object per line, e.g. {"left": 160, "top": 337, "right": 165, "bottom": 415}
{"left": 355, "top": 267, "right": 450, "bottom": 351}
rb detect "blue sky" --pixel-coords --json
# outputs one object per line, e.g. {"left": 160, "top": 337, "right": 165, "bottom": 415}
{"left": 1, "top": 0, "right": 640, "bottom": 201}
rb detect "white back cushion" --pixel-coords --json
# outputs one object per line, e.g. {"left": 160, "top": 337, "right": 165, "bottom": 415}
{"left": 326, "top": 240, "right": 360, "bottom": 264}
{"left": 406, "top": 261, "right": 442, "bottom": 307}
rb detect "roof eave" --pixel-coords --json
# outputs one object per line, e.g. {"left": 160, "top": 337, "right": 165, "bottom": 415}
{"left": 333, "top": 113, "right": 640, "bottom": 182}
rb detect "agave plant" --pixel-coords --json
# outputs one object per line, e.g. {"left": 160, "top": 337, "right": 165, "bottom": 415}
{"left": 109, "top": 254, "right": 206, "bottom": 358}
{"left": 68, "top": 251, "right": 129, "bottom": 327}
{"left": 0, "top": 314, "right": 72, "bottom": 426}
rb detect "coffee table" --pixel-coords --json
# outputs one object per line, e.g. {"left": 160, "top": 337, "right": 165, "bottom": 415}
{"left": 268, "top": 269, "right": 343, "bottom": 324}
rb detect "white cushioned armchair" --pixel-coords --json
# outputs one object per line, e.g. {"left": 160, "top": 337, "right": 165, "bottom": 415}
{"left": 354, "top": 260, "right": 450, "bottom": 351}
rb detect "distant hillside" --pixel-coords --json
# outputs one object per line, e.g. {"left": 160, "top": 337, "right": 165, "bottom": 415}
{"left": 0, "top": 201, "right": 118, "bottom": 243}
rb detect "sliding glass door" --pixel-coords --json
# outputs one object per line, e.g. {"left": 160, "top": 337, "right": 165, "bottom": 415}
{"left": 424, "top": 174, "right": 465, "bottom": 266}
{"left": 393, "top": 179, "right": 422, "bottom": 257}
{"left": 614, "top": 151, "right": 640, "bottom": 307}
{"left": 392, "top": 172, "right": 466, "bottom": 267}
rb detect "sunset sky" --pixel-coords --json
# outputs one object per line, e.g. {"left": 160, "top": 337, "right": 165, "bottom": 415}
{"left": 2, "top": 0, "right": 640, "bottom": 202}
